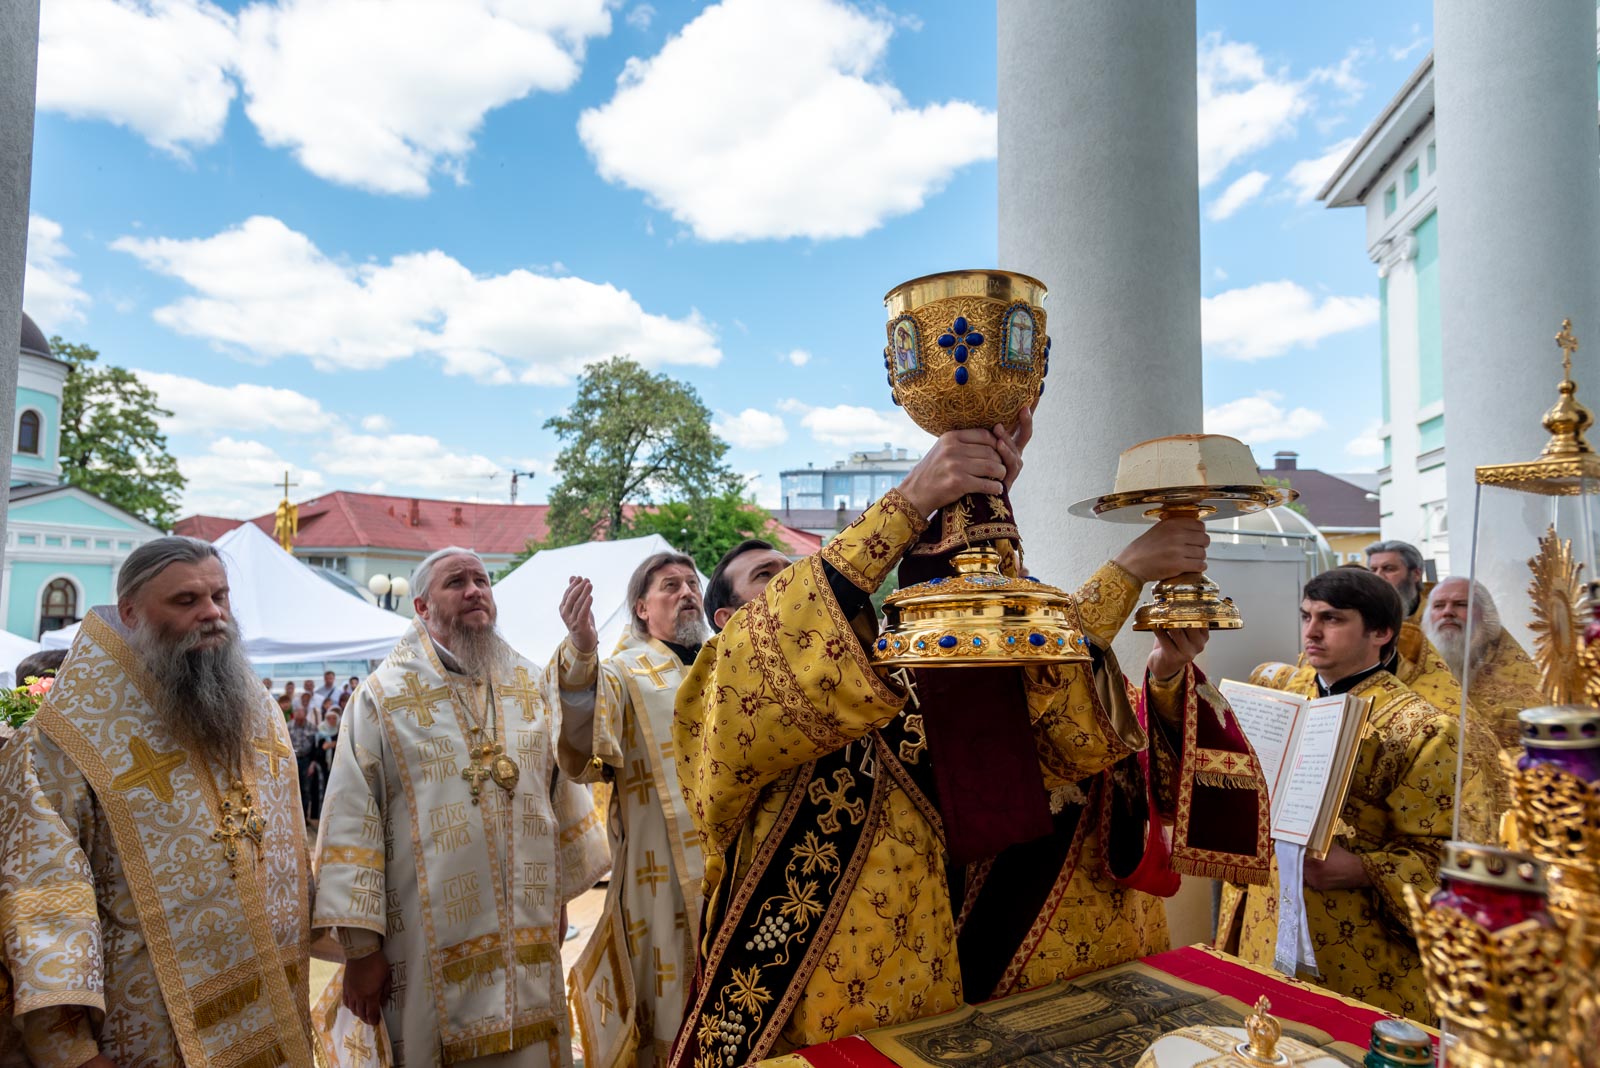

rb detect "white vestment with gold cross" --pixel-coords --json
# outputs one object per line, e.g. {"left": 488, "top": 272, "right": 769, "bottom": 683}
{"left": 313, "top": 619, "right": 608, "bottom": 1068}
{"left": 0, "top": 608, "right": 315, "bottom": 1068}
{"left": 555, "top": 630, "right": 706, "bottom": 1068}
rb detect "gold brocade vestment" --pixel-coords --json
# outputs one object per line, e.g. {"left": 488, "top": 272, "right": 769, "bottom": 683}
{"left": 313, "top": 620, "right": 608, "bottom": 1067}
{"left": 674, "top": 490, "right": 1262, "bottom": 1059}
{"left": 0, "top": 608, "right": 315, "bottom": 1068}
{"left": 1218, "top": 667, "right": 1488, "bottom": 1023}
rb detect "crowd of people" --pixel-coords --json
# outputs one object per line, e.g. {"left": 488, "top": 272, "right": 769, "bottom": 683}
{"left": 0, "top": 418, "right": 1539, "bottom": 1067}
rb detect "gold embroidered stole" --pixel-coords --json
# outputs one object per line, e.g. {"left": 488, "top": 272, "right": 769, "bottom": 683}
{"left": 35, "top": 610, "right": 311, "bottom": 1068}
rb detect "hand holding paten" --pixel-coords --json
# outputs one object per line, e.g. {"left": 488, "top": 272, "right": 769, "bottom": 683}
{"left": 1113, "top": 517, "right": 1210, "bottom": 584}
{"left": 343, "top": 948, "right": 391, "bottom": 1026}
{"left": 897, "top": 429, "right": 1008, "bottom": 518}
{"left": 1148, "top": 627, "right": 1208, "bottom": 682}
{"left": 560, "top": 577, "right": 598, "bottom": 655}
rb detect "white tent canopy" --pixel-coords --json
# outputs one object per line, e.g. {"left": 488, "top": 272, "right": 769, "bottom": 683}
{"left": 42, "top": 523, "right": 409, "bottom": 664}
{"left": 0, "top": 629, "right": 43, "bottom": 688}
{"left": 493, "top": 535, "right": 709, "bottom": 666}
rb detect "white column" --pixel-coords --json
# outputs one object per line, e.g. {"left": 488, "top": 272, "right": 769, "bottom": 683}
{"left": 1434, "top": 0, "right": 1600, "bottom": 566}
{"left": 1000, "top": 1, "right": 1203, "bottom": 592}
{"left": 0, "top": 2, "right": 40, "bottom": 551}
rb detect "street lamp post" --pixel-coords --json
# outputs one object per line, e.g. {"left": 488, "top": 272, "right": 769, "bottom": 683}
{"left": 367, "top": 573, "right": 411, "bottom": 612}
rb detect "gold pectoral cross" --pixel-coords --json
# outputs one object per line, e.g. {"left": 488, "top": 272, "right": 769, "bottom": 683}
{"left": 462, "top": 728, "right": 516, "bottom": 804}
{"left": 213, "top": 780, "right": 267, "bottom": 878}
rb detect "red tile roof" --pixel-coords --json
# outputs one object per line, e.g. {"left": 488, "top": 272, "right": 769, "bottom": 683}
{"left": 767, "top": 520, "right": 823, "bottom": 556}
{"left": 174, "top": 514, "right": 246, "bottom": 541}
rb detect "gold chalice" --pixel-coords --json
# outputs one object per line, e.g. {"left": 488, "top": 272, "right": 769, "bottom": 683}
{"left": 872, "top": 269, "right": 1089, "bottom": 669}
{"left": 1070, "top": 434, "right": 1293, "bottom": 630}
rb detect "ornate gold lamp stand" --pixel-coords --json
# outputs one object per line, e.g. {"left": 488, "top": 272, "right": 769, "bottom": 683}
{"left": 872, "top": 269, "right": 1089, "bottom": 670}
{"left": 1070, "top": 435, "right": 1294, "bottom": 630}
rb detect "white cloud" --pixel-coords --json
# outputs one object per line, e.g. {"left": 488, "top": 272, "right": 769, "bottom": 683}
{"left": 1390, "top": 27, "right": 1427, "bottom": 62}
{"left": 23, "top": 216, "right": 90, "bottom": 329}
{"left": 625, "top": 3, "right": 654, "bottom": 31}
{"left": 578, "top": 0, "right": 995, "bottom": 241}
{"left": 134, "top": 370, "right": 330, "bottom": 434}
{"left": 1310, "top": 44, "right": 1370, "bottom": 103}
{"left": 234, "top": 0, "right": 612, "bottom": 195}
{"left": 1204, "top": 391, "right": 1328, "bottom": 444}
{"left": 713, "top": 408, "right": 788, "bottom": 449}
{"left": 317, "top": 429, "right": 499, "bottom": 491}
{"left": 361, "top": 414, "right": 392, "bottom": 433}
{"left": 783, "top": 399, "right": 930, "bottom": 451}
{"left": 113, "top": 215, "right": 720, "bottom": 382}
{"left": 1196, "top": 33, "right": 1310, "bottom": 187}
{"left": 37, "top": 0, "right": 237, "bottom": 154}
{"left": 1202, "top": 280, "right": 1378, "bottom": 361}
{"left": 1285, "top": 137, "right": 1358, "bottom": 203}
{"left": 1206, "top": 170, "right": 1269, "bottom": 221}
{"left": 176, "top": 436, "right": 326, "bottom": 516}
{"left": 1346, "top": 420, "right": 1385, "bottom": 459}
{"left": 783, "top": 349, "right": 812, "bottom": 367}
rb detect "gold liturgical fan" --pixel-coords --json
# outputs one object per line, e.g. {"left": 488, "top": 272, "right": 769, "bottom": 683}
{"left": 870, "top": 269, "right": 1089, "bottom": 670}
{"left": 1071, "top": 435, "right": 1293, "bottom": 631}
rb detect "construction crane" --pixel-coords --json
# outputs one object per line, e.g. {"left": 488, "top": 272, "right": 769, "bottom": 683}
{"left": 506, "top": 470, "right": 537, "bottom": 504}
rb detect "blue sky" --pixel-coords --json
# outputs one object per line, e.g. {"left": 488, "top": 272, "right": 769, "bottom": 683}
{"left": 22, "top": 0, "right": 1431, "bottom": 519}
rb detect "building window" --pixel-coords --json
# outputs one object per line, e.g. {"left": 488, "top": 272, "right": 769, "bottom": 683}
{"left": 39, "top": 578, "right": 78, "bottom": 637}
{"left": 1426, "top": 141, "right": 1436, "bottom": 174}
{"left": 16, "top": 410, "right": 40, "bottom": 455}
{"left": 1404, "top": 162, "right": 1419, "bottom": 195}
{"left": 304, "top": 555, "right": 349, "bottom": 574}
{"left": 1383, "top": 184, "right": 1397, "bottom": 216}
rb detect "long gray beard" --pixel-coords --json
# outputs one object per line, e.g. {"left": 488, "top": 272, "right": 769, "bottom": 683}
{"left": 445, "top": 620, "right": 513, "bottom": 679}
{"left": 1425, "top": 619, "right": 1496, "bottom": 682}
{"left": 673, "top": 613, "right": 710, "bottom": 647}
{"left": 128, "top": 618, "right": 260, "bottom": 767}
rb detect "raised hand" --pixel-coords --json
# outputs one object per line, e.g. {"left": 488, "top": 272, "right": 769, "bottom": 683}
{"left": 1113, "top": 518, "right": 1210, "bottom": 584}
{"left": 994, "top": 405, "right": 1034, "bottom": 492}
{"left": 560, "top": 576, "right": 599, "bottom": 655}
{"left": 897, "top": 430, "right": 1008, "bottom": 517}
{"left": 1147, "top": 627, "right": 1209, "bottom": 682}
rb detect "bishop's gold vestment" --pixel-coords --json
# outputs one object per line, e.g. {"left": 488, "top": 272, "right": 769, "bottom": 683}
{"left": 1218, "top": 667, "right": 1487, "bottom": 1023}
{"left": 1457, "top": 630, "right": 1542, "bottom": 750}
{"left": 0, "top": 609, "right": 315, "bottom": 1068}
{"left": 313, "top": 620, "right": 608, "bottom": 1067}
{"left": 555, "top": 630, "right": 705, "bottom": 1068}
{"left": 673, "top": 490, "right": 1203, "bottom": 1061}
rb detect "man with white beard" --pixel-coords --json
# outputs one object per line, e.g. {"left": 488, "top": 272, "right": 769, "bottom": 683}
{"left": 0, "top": 537, "right": 317, "bottom": 1067}
{"left": 1424, "top": 577, "right": 1542, "bottom": 749}
{"left": 314, "top": 547, "right": 607, "bottom": 1068}
{"left": 555, "top": 552, "right": 709, "bottom": 1068}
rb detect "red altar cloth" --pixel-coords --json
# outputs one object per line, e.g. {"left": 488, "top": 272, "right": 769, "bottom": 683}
{"left": 759, "top": 945, "right": 1435, "bottom": 1068}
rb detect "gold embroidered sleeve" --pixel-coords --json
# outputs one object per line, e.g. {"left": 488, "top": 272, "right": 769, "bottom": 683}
{"left": 0, "top": 732, "right": 106, "bottom": 1021}
{"left": 675, "top": 554, "right": 907, "bottom": 864}
{"left": 1355, "top": 712, "right": 1465, "bottom": 933}
{"left": 311, "top": 689, "right": 389, "bottom": 938}
{"left": 818, "top": 487, "right": 929, "bottom": 592}
{"left": 1073, "top": 560, "right": 1143, "bottom": 644}
{"left": 18, "top": 1006, "right": 98, "bottom": 1068}
{"left": 1024, "top": 638, "right": 1147, "bottom": 788}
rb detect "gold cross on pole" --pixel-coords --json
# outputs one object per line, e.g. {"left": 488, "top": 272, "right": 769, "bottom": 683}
{"left": 279, "top": 470, "right": 298, "bottom": 498}
{"left": 381, "top": 674, "right": 451, "bottom": 728}
{"left": 111, "top": 737, "right": 188, "bottom": 803}
{"left": 629, "top": 656, "right": 675, "bottom": 689}
{"left": 1557, "top": 318, "right": 1580, "bottom": 380}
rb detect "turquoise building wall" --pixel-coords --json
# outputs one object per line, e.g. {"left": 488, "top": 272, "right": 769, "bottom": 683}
{"left": 6, "top": 561, "right": 114, "bottom": 639}
{"left": 10, "top": 385, "right": 59, "bottom": 484}
{"left": 1414, "top": 211, "right": 1443, "bottom": 410}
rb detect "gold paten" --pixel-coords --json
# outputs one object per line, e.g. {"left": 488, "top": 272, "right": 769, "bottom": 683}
{"left": 1071, "top": 472, "right": 1291, "bottom": 631}
{"left": 1476, "top": 319, "right": 1600, "bottom": 494}
{"left": 872, "top": 547, "right": 1090, "bottom": 669}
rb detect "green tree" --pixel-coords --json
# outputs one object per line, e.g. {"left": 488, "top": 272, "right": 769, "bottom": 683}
{"left": 52, "top": 337, "right": 186, "bottom": 530}
{"left": 622, "top": 490, "right": 791, "bottom": 575}
{"left": 1262, "top": 474, "right": 1309, "bottom": 518}
{"left": 539, "top": 356, "right": 740, "bottom": 548}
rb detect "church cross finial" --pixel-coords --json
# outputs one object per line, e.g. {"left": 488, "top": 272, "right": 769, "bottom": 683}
{"left": 279, "top": 470, "right": 298, "bottom": 498}
{"left": 1557, "top": 318, "right": 1579, "bottom": 381}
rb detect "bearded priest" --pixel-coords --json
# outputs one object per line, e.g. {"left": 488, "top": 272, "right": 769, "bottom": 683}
{"left": 314, "top": 547, "right": 608, "bottom": 1067}
{"left": 0, "top": 537, "right": 317, "bottom": 1067}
